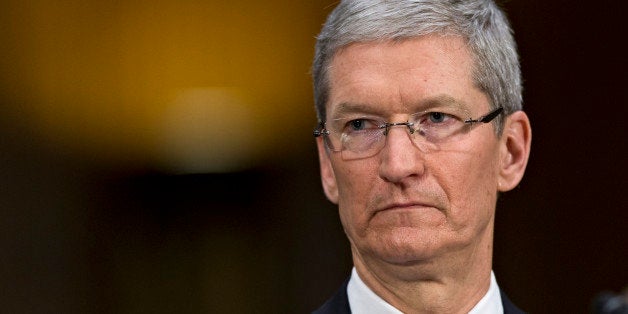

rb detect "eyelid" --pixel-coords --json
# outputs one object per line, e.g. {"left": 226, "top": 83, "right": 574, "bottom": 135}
{"left": 331, "top": 113, "right": 384, "bottom": 121}
{"left": 411, "top": 109, "right": 464, "bottom": 120}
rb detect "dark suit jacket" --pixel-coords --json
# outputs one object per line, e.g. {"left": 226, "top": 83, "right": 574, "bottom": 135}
{"left": 312, "top": 279, "right": 526, "bottom": 314}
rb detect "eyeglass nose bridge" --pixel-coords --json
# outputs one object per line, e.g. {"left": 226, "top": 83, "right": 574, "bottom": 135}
{"left": 381, "top": 122, "right": 416, "bottom": 136}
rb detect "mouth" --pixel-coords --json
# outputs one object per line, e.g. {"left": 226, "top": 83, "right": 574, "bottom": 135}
{"left": 369, "top": 201, "right": 445, "bottom": 227}
{"left": 376, "top": 202, "right": 439, "bottom": 213}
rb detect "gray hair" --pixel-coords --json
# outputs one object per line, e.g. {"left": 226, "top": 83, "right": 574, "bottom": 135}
{"left": 312, "top": 0, "right": 521, "bottom": 133}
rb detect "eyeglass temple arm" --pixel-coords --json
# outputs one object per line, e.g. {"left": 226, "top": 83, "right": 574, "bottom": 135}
{"left": 313, "top": 122, "right": 327, "bottom": 137}
{"left": 464, "top": 107, "right": 503, "bottom": 124}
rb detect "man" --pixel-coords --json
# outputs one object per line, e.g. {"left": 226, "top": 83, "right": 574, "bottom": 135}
{"left": 311, "top": 0, "right": 531, "bottom": 313}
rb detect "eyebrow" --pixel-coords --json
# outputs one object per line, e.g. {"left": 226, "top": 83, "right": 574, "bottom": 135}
{"left": 329, "top": 94, "right": 473, "bottom": 120}
{"left": 418, "top": 95, "right": 473, "bottom": 116}
{"left": 331, "top": 102, "right": 383, "bottom": 119}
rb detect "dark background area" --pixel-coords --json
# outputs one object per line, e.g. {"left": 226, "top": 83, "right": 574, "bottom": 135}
{"left": 1, "top": 1, "right": 626, "bottom": 313}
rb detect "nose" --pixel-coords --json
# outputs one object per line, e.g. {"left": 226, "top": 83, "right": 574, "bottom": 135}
{"left": 378, "top": 125, "right": 425, "bottom": 184}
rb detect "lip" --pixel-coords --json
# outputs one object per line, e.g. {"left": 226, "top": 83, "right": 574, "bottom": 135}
{"left": 376, "top": 202, "right": 437, "bottom": 213}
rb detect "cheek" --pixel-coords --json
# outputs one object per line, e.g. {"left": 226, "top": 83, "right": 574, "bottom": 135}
{"left": 436, "top": 146, "right": 500, "bottom": 228}
{"left": 333, "top": 161, "right": 379, "bottom": 234}
{"left": 333, "top": 159, "right": 378, "bottom": 201}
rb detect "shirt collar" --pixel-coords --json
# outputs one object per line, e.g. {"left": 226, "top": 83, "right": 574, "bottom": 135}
{"left": 347, "top": 267, "right": 503, "bottom": 314}
{"left": 468, "top": 271, "right": 503, "bottom": 314}
{"left": 347, "top": 267, "right": 403, "bottom": 314}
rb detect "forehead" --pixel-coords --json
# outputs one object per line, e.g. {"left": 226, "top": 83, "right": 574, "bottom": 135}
{"left": 326, "top": 36, "right": 485, "bottom": 118}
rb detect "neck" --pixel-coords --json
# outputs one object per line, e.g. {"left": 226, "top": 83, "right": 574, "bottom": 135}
{"left": 352, "top": 227, "right": 494, "bottom": 313}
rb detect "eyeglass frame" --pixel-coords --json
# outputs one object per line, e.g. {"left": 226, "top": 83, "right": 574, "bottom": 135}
{"left": 313, "top": 106, "right": 504, "bottom": 157}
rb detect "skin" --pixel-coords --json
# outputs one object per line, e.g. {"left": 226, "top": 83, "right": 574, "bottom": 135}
{"left": 316, "top": 35, "right": 531, "bottom": 313}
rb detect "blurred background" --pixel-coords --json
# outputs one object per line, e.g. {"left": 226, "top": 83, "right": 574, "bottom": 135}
{"left": 0, "top": 0, "right": 625, "bottom": 313}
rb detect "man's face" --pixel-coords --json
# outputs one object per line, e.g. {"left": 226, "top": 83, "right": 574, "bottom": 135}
{"left": 318, "top": 36, "right": 506, "bottom": 265}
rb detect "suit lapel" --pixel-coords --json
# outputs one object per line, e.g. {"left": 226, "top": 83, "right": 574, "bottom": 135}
{"left": 500, "top": 289, "right": 526, "bottom": 314}
{"left": 312, "top": 279, "right": 351, "bottom": 314}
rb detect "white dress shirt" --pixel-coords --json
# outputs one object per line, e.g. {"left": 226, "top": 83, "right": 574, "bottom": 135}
{"left": 347, "top": 267, "right": 503, "bottom": 314}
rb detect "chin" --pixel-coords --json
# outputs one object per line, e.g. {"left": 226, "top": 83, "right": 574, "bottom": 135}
{"left": 364, "top": 227, "right": 447, "bottom": 265}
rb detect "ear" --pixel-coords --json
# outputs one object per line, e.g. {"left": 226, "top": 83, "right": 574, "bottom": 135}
{"left": 498, "top": 111, "right": 532, "bottom": 192}
{"left": 316, "top": 137, "right": 339, "bottom": 204}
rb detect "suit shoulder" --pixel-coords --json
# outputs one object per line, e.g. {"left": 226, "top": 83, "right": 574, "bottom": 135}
{"left": 500, "top": 289, "right": 526, "bottom": 314}
{"left": 312, "top": 279, "right": 351, "bottom": 314}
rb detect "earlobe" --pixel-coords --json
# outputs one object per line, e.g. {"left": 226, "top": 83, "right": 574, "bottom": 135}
{"left": 498, "top": 111, "right": 532, "bottom": 192}
{"left": 317, "top": 138, "right": 339, "bottom": 204}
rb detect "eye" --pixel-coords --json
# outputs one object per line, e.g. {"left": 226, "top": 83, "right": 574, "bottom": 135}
{"left": 428, "top": 112, "right": 447, "bottom": 123}
{"left": 345, "top": 118, "right": 378, "bottom": 132}
{"left": 414, "top": 111, "right": 460, "bottom": 129}
{"left": 349, "top": 119, "right": 365, "bottom": 130}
